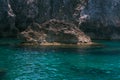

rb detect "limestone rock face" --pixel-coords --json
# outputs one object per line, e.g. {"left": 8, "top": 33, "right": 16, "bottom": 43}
{"left": 20, "top": 19, "right": 91, "bottom": 45}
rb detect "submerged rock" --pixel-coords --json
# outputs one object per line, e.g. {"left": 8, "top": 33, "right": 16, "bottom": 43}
{"left": 20, "top": 19, "right": 91, "bottom": 45}
{"left": 0, "top": 69, "right": 6, "bottom": 77}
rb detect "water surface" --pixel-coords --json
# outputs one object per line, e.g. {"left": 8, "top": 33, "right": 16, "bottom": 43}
{"left": 0, "top": 39, "right": 120, "bottom": 80}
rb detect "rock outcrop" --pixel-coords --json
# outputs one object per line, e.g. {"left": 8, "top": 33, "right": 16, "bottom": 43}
{"left": 20, "top": 19, "right": 91, "bottom": 45}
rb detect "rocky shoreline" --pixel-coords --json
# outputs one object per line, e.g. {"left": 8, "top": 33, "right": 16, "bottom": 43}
{"left": 20, "top": 41, "right": 96, "bottom": 46}
{"left": 19, "top": 19, "right": 91, "bottom": 46}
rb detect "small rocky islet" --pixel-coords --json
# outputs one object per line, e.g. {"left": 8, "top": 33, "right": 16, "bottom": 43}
{"left": 19, "top": 19, "right": 93, "bottom": 46}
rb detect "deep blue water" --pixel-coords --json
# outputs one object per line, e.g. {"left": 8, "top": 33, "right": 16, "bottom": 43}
{"left": 0, "top": 39, "right": 120, "bottom": 80}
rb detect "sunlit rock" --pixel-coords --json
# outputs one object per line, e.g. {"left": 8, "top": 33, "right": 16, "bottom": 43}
{"left": 20, "top": 19, "right": 91, "bottom": 45}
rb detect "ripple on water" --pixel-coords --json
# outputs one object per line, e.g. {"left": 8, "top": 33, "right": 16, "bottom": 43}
{"left": 1, "top": 40, "right": 120, "bottom": 80}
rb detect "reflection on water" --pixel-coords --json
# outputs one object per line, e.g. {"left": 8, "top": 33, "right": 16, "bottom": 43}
{"left": 0, "top": 39, "right": 120, "bottom": 80}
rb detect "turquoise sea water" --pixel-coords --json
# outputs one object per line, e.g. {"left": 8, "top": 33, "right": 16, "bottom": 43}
{"left": 0, "top": 39, "right": 120, "bottom": 80}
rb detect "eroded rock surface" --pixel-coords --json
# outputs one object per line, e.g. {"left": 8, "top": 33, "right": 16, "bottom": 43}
{"left": 20, "top": 19, "right": 91, "bottom": 45}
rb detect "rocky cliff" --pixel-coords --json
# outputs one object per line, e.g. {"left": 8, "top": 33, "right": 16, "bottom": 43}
{"left": 80, "top": 0, "right": 120, "bottom": 39}
{"left": 0, "top": 0, "right": 120, "bottom": 39}
{"left": 0, "top": 0, "right": 83, "bottom": 37}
